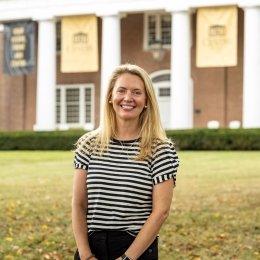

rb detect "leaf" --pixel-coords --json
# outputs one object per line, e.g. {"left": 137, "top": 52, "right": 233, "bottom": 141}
{"left": 41, "top": 224, "right": 49, "bottom": 230}
{"left": 5, "top": 237, "right": 13, "bottom": 242}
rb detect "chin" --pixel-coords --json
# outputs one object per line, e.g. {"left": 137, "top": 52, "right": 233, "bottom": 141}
{"left": 119, "top": 115, "right": 139, "bottom": 121}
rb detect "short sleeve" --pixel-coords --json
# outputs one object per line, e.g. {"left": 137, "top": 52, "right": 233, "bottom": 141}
{"left": 73, "top": 134, "right": 92, "bottom": 170}
{"left": 151, "top": 141, "right": 180, "bottom": 186}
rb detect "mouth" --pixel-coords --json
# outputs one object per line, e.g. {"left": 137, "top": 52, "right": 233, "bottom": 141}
{"left": 120, "top": 104, "right": 136, "bottom": 110}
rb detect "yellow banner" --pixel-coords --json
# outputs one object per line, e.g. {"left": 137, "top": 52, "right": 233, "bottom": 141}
{"left": 196, "top": 6, "right": 238, "bottom": 67}
{"left": 61, "top": 15, "right": 98, "bottom": 72}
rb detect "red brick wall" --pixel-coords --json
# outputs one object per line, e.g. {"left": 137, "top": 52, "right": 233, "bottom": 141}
{"left": 121, "top": 13, "right": 171, "bottom": 74}
{"left": 192, "top": 8, "right": 243, "bottom": 128}
{"left": 0, "top": 30, "right": 37, "bottom": 131}
{"left": 0, "top": 9, "right": 244, "bottom": 131}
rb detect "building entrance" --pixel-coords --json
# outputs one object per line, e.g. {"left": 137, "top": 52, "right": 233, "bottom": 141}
{"left": 150, "top": 70, "right": 171, "bottom": 129}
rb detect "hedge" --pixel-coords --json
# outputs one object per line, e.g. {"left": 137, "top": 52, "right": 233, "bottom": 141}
{"left": 0, "top": 130, "right": 84, "bottom": 151}
{"left": 0, "top": 128, "right": 259, "bottom": 151}
{"left": 167, "top": 128, "right": 260, "bottom": 150}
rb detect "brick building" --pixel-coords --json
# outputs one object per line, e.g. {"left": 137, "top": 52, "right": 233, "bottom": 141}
{"left": 0, "top": 0, "right": 260, "bottom": 131}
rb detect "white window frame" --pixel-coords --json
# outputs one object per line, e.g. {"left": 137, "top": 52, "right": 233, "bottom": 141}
{"left": 143, "top": 12, "right": 171, "bottom": 50}
{"left": 56, "top": 84, "right": 94, "bottom": 130}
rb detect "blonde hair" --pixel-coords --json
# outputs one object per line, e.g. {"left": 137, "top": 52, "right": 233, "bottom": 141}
{"left": 78, "top": 64, "right": 168, "bottom": 160}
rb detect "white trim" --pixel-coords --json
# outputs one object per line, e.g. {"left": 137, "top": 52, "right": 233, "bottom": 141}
{"left": 1, "top": 0, "right": 260, "bottom": 23}
{"left": 34, "top": 18, "right": 56, "bottom": 131}
{"left": 100, "top": 14, "right": 121, "bottom": 124}
{"left": 56, "top": 83, "right": 95, "bottom": 130}
{"left": 170, "top": 9, "right": 193, "bottom": 129}
{"left": 164, "top": 0, "right": 258, "bottom": 12}
{"left": 149, "top": 70, "right": 171, "bottom": 130}
{"left": 150, "top": 69, "right": 171, "bottom": 80}
{"left": 143, "top": 12, "right": 171, "bottom": 51}
{"left": 242, "top": 6, "right": 260, "bottom": 127}
{"left": 0, "top": 0, "right": 165, "bottom": 22}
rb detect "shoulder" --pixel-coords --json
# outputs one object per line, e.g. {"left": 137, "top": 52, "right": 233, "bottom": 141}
{"left": 75, "top": 130, "right": 99, "bottom": 153}
{"left": 152, "top": 138, "right": 176, "bottom": 152}
{"left": 151, "top": 138, "right": 178, "bottom": 160}
{"left": 77, "top": 130, "right": 99, "bottom": 144}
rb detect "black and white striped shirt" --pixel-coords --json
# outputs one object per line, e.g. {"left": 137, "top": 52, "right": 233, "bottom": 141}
{"left": 74, "top": 137, "right": 179, "bottom": 236}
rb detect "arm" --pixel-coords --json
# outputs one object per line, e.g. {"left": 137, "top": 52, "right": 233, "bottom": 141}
{"left": 72, "top": 169, "right": 96, "bottom": 260}
{"left": 123, "top": 178, "right": 174, "bottom": 260}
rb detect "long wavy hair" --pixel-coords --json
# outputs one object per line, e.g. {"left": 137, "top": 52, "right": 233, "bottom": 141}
{"left": 78, "top": 64, "right": 168, "bottom": 160}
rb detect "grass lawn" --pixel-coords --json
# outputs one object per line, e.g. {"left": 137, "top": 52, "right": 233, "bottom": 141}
{"left": 0, "top": 151, "right": 259, "bottom": 260}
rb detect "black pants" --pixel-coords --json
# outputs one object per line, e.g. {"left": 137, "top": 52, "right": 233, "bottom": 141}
{"left": 74, "top": 231, "right": 158, "bottom": 260}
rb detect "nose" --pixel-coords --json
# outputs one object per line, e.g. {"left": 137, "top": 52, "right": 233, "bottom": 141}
{"left": 124, "top": 90, "right": 133, "bottom": 100}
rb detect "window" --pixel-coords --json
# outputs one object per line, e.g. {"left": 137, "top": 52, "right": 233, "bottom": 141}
{"left": 56, "top": 88, "right": 61, "bottom": 123}
{"left": 159, "top": 87, "right": 171, "bottom": 97}
{"left": 145, "top": 13, "right": 171, "bottom": 49}
{"left": 66, "top": 88, "right": 80, "bottom": 123}
{"left": 56, "top": 84, "right": 94, "bottom": 130}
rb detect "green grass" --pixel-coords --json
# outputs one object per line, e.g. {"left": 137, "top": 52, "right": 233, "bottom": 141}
{"left": 0, "top": 151, "right": 259, "bottom": 260}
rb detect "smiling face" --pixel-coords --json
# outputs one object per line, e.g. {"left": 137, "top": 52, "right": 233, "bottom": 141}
{"left": 110, "top": 73, "right": 147, "bottom": 123}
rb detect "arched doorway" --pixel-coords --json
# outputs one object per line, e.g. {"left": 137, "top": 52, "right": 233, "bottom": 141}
{"left": 150, "top": 70, "right": 171, "bottom": 129}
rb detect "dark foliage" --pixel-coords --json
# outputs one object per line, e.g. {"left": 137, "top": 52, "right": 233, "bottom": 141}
{"left": 0, "top": 128, "right": 259, "bottom": 150}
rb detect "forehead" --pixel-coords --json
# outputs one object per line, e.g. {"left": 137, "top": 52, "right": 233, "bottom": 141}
{"left": 114, "top": 73, "right": 145, "bottom": 89}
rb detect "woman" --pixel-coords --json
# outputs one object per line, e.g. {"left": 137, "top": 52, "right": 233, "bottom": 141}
{"left": 72, "top": 64, "right": 179, "bottom": 260}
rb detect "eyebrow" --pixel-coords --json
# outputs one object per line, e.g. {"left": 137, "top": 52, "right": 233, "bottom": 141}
{"left": 117, "top": 86, "right": 142, "bottom": 90}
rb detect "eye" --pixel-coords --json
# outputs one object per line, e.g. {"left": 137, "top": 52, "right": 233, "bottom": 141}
{"left": 132, "top": 90, "right": 142, "bottom": 96}
{"left": 117, "top": 88, "right": 126, "bottom": 95}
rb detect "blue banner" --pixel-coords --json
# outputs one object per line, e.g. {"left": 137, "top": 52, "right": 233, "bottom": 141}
{"left": 4, "top": 21, "right": 35, "bottom": 75}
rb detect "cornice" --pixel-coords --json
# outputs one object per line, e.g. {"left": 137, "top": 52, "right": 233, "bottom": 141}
{"left": 0, "top": 0, "right": 164, "bottom": 21}
{"left": 0, "top": 0, "right": 260, "bottom": 22}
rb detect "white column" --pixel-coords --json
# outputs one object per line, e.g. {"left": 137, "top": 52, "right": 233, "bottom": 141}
{"left": 34, "top": 18, "right": 56, "bottom": 131}
{"left": 242, "top": 6, "right": 260, "bottom": 128}
{"left": 100, "top": 14, "right": 121, "bottom": 122}
{"left": 170, "top": 10, "right": 193, "bottom": 129}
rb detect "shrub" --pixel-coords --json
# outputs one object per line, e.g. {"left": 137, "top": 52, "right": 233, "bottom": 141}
{"left": 168, "top": 128, "right": 260, "bottom": 150}
{"left": 0, "top": 128, "right": 259, "bottom": 150}
{"left": 0, "top": 130, "right": 85, "bottom": 151}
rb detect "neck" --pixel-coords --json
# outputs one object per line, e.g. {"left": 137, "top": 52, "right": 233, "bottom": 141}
{"left": 115, "top": 119, "right": 140, "bottom": 140}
